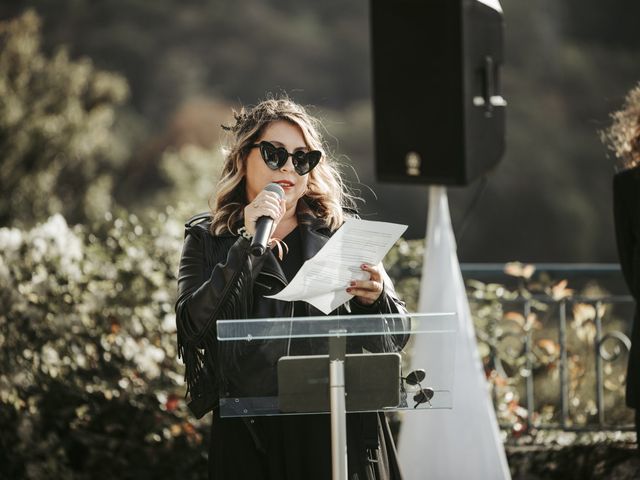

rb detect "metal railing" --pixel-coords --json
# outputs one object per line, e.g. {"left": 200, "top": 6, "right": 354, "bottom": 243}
{"left": 461, "top": 264, "right": 635, "bottom": 433}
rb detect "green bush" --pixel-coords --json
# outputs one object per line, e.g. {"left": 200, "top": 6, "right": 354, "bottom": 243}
{"left": 0, "top": 211, "right": 208, "bottom": 480}
{"left": 0, "top": 10, "right": 129, "bottom": 227}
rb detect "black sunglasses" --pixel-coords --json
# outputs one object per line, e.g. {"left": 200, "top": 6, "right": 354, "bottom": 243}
{"left": 402, "top": 369, "right": 434, "bottom": 409}
{"left": 249, "top": 141, "right": 322, "bottom": 176}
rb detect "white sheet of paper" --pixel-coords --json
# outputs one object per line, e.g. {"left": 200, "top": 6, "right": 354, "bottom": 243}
{"left": 266, "top": 218, "right": 407, "bottom": 314}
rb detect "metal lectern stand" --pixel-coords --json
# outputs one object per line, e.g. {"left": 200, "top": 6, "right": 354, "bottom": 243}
{"left": 329, "top": 331, "right": 348, "bottom": 480}
{"left": 216, "top": 313, "right": 457, "bottom": 480}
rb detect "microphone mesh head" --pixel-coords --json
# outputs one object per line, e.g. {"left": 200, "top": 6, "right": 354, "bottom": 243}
{"left": 264, "top": 182, "right": 285, "bottom": 199}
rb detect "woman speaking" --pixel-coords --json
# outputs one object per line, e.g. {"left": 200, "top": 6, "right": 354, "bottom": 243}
{"left": 175, "top": 97, "right": 408, "bottom": 479}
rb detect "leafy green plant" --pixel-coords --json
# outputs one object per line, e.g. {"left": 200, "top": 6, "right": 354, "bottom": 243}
{"left": 0, "top": 10, "right": 129, "bottom": 227}
{"left": 0, "top": 211, "right": 207, "bottom": 480}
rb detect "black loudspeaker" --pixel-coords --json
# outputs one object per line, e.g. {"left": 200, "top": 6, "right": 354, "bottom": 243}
{"left": 370, "top": 0, "right": 506, "bottom": 186}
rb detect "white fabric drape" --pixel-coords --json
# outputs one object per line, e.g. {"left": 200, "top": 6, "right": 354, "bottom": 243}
{"left": 397, "top": 186, "right": 511, "bottom": 480}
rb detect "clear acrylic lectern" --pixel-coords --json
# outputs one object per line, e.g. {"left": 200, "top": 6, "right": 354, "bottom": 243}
{"left": 216, "top": 312, "right": 456, "bottom": 480}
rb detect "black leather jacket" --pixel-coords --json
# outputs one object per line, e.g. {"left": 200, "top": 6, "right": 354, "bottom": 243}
{"left": 175, "top": 210, "right": 408, "bottom": 418}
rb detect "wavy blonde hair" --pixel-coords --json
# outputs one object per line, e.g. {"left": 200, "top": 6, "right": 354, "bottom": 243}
{"left": 601, "top": 82, "right": 640, "bottom": 171}
{"left": 210, "top": 97, "right": 357, "bottom": 235}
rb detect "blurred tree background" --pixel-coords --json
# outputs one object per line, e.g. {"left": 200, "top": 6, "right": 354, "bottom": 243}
{"left": 2, "top": 1, "right": 640, "bottom": 478}
{"left": 2, "top": 0, "right": 639, "bottom": 260}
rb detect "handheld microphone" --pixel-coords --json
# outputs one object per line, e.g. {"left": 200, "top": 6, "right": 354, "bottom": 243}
{"left": 250, "top": 182, "right": 285, "bottom": 256}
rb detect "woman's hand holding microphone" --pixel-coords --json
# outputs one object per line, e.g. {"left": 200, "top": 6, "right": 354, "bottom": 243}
{"left": 243, "top": 189, "right": 285, "bottom": 237}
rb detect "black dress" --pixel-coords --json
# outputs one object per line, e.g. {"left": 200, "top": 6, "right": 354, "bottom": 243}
{"left": 208, "top": 227, "right": 402, "bottom": 480}
{"left": 612, "top": 166, "right": 640, "bottom": 442}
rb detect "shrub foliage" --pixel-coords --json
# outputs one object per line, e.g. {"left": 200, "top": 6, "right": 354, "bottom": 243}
{"left": 0, "top": 11, "right": 129, "bottom": 227}
{"left": 0, "top": 212, "right": 208, "bottom": 480}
